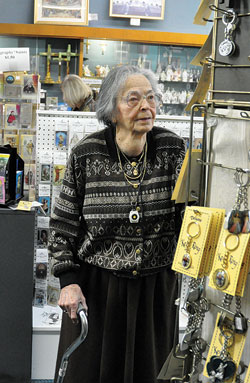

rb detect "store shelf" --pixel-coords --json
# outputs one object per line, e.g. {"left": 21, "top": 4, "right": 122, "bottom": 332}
{"left": 0, "top": 23, "right": 207, "bottom": 46}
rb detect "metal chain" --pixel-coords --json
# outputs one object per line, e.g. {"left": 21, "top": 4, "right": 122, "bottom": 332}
{"left": 235, "top": 295, "right": 242, "bottom": 313}
{"left": 222, "top": 293, "right": 233, "bottom": 311}
{"left": 220, "top": 333, "right": 231, "bottom": 361}
{"left": 243, "top": 185, "right": 249, "bottom": 210}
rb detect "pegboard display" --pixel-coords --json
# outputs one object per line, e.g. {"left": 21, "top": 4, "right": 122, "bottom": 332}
{"left": 211, "top": 1, "right": 250, "bottom": 104}
{"left": 35, "top": 111, "right": 204, "bottom": 191}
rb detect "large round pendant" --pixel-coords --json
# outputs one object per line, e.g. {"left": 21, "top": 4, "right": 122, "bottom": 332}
{"left": 218, "top": 39, "right": 235, "bottom": 57}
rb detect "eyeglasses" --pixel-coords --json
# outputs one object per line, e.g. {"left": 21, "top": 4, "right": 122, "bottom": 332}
{"left": 123, "top": 91, "right": 162, "bottom": 108}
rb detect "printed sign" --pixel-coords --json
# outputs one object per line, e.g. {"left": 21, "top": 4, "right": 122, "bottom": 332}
{"left": 0, "top": 48, "right": 30, "bottom": 72}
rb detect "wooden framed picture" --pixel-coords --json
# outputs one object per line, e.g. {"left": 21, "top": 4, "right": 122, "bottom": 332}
{"left": 109, "top": 0, "right": 165, "bottom": 20}
{"left": 34, "top": 0, "right": 89, "bottom": 25}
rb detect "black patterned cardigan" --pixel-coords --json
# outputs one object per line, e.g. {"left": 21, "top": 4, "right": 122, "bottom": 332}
{"left": 48, "top": 125, "right": 185, "bottom": 287}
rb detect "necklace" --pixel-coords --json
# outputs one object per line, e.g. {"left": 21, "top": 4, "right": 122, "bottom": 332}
{"left": 116, "top": 141, "right": 147, "bottom": 189}
{"left": 116, "top": 140, "right": 148, "bottom": 223}
{"left": 120, "top": 146, "right": 146, "bottom": 178}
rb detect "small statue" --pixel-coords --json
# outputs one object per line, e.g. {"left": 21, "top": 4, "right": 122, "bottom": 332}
{"left": 83, "top": 65, "right": 93, "bottom": 77}
{"left": 95, "top": 65, "right": 102, "bottom": 77}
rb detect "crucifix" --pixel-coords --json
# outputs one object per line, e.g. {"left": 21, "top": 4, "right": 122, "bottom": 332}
{"left": 84, "top": 39, "right": 91, "bottom": 54}
{"left": 39, "top": 44, "right": 58, "bottom": 84}
{"left": 60, "top": 44, "right": 79, "bottom": 76}
{"left": 52, "top": 51, "right": 65, "bottom": 83}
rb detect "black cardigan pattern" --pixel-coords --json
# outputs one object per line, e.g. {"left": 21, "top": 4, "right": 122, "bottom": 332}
{"left": 48, "top": 125, "right": 185, "bottom": 286}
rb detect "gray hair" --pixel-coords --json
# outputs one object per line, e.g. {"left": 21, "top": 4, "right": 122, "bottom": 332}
{"left": 96, "top": 65, "right": 159, "bottom": 127}
{"left": 61, "top": 74, "right": 92, "bottom": 109}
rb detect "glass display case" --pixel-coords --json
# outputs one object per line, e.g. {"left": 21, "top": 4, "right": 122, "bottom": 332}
{"left": 82, "top": 39, "right": 201, "bottom": 116}
{"left": 0, "top": 35, "right": 201, "bottom": 116}
{"left": 0, "top": 36, "right": 79, "bottom": 199}
{"left": 0, "top": 36, "right": 80, "bottom": 103}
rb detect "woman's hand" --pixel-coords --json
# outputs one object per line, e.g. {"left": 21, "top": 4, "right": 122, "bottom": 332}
{"left": 58, "top": 284, "right": 88, "bottom": 323}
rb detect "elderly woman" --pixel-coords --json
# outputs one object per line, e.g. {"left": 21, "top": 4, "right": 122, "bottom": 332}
{"left": 49, "top": 65, "right": 185, "bottom": 383}
{"left": 61, "top": 74, "right": 96, "bottom": 111}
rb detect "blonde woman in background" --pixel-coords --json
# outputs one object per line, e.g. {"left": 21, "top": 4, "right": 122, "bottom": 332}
{"left": 61, "top": 74, "right": 96, "bottom": 112}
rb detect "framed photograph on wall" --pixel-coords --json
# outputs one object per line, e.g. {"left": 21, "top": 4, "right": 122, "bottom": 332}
{"left": 109, "top": 0, "right": 165, "bottom": 20}
{"left": 34, "top": 0, "right": 89, "bottom": 25}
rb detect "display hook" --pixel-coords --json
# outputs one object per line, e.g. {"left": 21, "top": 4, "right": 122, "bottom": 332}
{"left": 209, "top": 4, "right": 235, "bottom": 17}
{"left": 197, "top": 158, "right": 250, "bottom": 175}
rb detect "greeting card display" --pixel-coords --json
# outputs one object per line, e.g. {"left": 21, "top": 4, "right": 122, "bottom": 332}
{"left": 0, "top": 103, "right": 3, "bottom": 129}
{"left": 55, "top": 131, "right": 67, "bottom": 149}
{"left": 0, "top": 176, "right": 5, "bottom": 204}
{"left": 23, "top": 74, "right": 39, "bottom": 100}
{"left": 53, "top": 164, "right": 66, "bottom": 186}
{"left": 3, "top": 71, "right": 24, "bottom": 99}
{"left": 20, "top": 103, "right": 33, "bottom": 127}
{"left": 0, "top": 153, "right": 10, "bottom": 176}
{"left": 38, "top": 196, "right": 50, "bottom": 215}
{"left": 0, "top": 145, "right": 24, "bottom": 205}
{"left": 24, "top": 163, "right": 36, "bottom": 190}
{"left": 4, "top": 103, "right": 20, "bottom": 129}
{"left": 20, "top": 134, "right": 36, "bottom": 162}
{"left": 16, "top": 170, "right": 23, "bottom": 200}
{"left": 40, "top": 164, "right": 51, "bottom": 183}
{"left": 3, "top": 133, "right": 19, "bottom": 149}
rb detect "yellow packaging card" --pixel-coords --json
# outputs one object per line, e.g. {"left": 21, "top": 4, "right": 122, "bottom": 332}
{"left": 198, "top": 207, "right": 225, "bottom": 277}
{"left": 209, "top": 230, "right": 250, "bottom": 296}
{"left": 203, "top": 313, "right": 247, "bottom": 381}
{"left": 244, "top": 364, "right": 250, "bottom": 383}
{"left": 16, "top": 200, "right": 32, "bottom": 211}
{"left": 172, "top": 206, "right": 213, "bottom": 278}
{"left": 235, "top": 243, "right": 250, "bottom": 297}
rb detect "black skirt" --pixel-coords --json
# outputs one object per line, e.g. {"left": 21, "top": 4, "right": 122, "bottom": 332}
{"left": 54, "top": 263, "right": 178, "bottom": 383}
